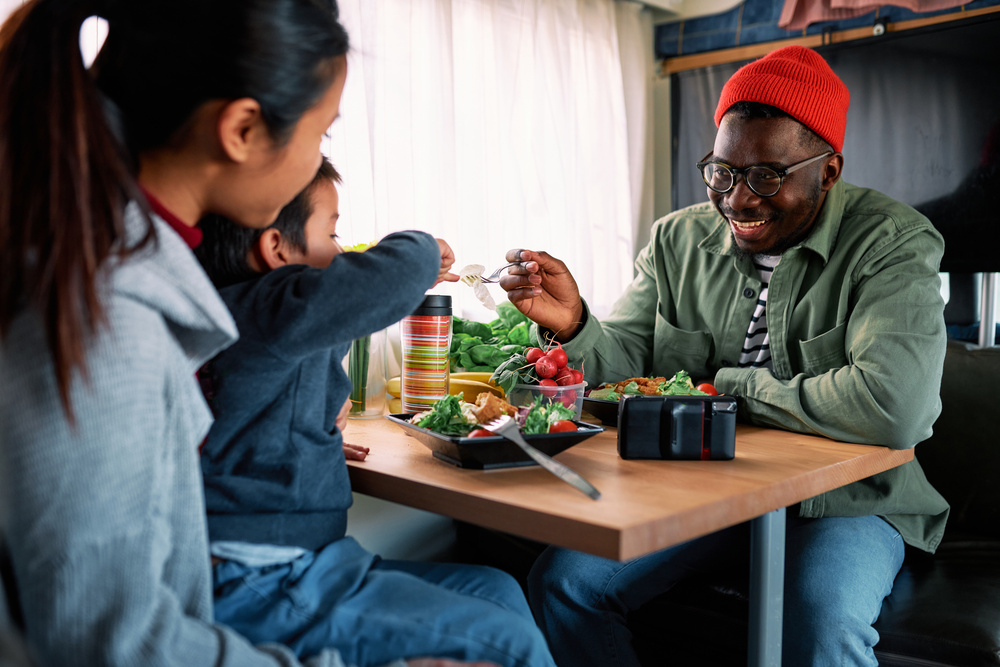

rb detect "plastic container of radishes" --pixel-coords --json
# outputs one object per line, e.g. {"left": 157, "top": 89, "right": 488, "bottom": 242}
{"left": 507, "top": 381, "right": 586, "bottom": 419}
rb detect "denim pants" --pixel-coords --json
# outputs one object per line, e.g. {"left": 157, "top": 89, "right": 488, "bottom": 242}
{"left": 213, "top": 537, "right": 556, "bottom": 667}
{"left": 527, "top": 515, "right": 905, "bottom": 667}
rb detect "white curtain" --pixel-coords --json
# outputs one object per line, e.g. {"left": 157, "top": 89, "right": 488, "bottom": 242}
{"left": 329, "top": 0, "right": 653, "bottom": 322}
{"left": 0, "top": 1, "right": 20, "bottom": 20}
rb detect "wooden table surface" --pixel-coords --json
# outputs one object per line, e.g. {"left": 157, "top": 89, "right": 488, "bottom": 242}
{"left": 345, "top": 416, "right": 913, "bottom": 561}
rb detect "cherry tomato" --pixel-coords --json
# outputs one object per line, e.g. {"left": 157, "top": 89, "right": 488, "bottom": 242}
{"left": 696, "top": 382, "right": 719, "bottom": 396}
{"left": 467, "top": 429, "right": 494, "bottom": 438}
{"left": 525, "top": 347, "right": 545, "bottom": 364}
{"left": 534, "top": 356, "right": 558, "bottom": 379}
{"left": 548, "top": 420, "right": 578, "bottom": 433}
{"left": 538, "top": 378, "right": 559, "bottom": 397}
{"left": 546, "top": 347, "right": 569, "bottom": 369}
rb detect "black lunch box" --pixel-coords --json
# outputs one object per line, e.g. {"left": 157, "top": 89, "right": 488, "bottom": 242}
{"left": 617, "top": 394, "right": 738, "bottom": 460}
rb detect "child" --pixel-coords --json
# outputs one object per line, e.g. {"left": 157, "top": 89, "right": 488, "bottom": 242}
{"left": 194, "top": 160, "right": 557, "bottom": 667}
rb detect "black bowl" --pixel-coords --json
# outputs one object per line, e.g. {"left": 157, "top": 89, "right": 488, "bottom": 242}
{"left": 386, "top": 414, "right": 604, "bottom": 469}
{"left": 581, "top": 397, "right": 621, "bottom": 426}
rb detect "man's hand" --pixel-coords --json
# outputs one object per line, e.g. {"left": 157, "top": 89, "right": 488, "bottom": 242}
{"left": 435, "top": 238, "right": 460, "bottom": 285}
{"left": 499, "top": 249, "right": 585, "bottom": 340}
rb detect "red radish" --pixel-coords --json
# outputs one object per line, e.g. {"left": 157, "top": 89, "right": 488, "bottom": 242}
{"left": 534, "top": 356, "right": 558, "bottom": 379}
{"left": 555, "top": 367, "right": 575, "bottom": 386}
{"left": 568, "top": 368, "right": 584, "bottom": 385}
{"left": 538, "top": 378, "right": 559, "bottom": 397}
{"left": 525, "top": 347, "right": 545, "bottom": 363}
{"left": 558, "top": 389, "right": 578, "bottom": 409}
{"left": 546, "top": 347, "right": 569, "bottom": 369}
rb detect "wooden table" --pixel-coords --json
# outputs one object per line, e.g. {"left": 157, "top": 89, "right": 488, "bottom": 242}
{"left": 346, "top": 416, "right": 913, "bottom": 666}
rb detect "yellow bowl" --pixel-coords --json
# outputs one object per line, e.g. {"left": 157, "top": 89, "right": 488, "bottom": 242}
{"left": 449, "top": 378, "right": 504, "bottom": 403}
{"left": 449, "top": 372, "right": 498, "bottom": 387}
{"left": 385, "top": 372, "right": 503, "bottom": 397}
{"left": 385, "top": 376, "right": 503, "bottom": 407}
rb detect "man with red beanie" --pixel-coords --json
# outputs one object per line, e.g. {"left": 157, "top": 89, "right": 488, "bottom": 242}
{"left": 502, "top": 45, "right": 949, "bottom": 665}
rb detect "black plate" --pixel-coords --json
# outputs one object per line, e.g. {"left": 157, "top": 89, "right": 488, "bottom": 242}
{"left": 581, "top": 397, "right": 621, "bottom": 426}
{"left": 386, "top": 414, "right": 605, "bottom": 469}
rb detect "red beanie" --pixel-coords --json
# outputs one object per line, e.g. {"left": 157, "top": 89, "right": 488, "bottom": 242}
{"left": 714, "top": 45, "right": 850, "bottom": 152}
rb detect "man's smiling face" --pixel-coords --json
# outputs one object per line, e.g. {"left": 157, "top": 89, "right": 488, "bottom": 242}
{"left": 709, "top": 114, "right": 838, "bottom": 257}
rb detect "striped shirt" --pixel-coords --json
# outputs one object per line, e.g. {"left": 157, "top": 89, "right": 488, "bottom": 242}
{"left": 738, "top": 255, "right": 781, "bottom": 370}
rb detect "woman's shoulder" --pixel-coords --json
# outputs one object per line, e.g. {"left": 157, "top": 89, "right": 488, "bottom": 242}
{"left": 108, "top": 207, "right": 237, "bottom": 361}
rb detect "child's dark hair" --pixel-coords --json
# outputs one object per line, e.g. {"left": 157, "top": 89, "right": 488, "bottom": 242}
{"left": 0, "top": 0, "right": 349, "bottom": 417}
{"left": 196, "top": 158, "right": 342, "bottom": 288}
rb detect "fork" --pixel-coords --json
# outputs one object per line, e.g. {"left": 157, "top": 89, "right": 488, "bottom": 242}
{"left": 479, "top": 262, "right": 520, "bottom": 284}
{"left": 483, "top": 415, "right": 601, "bottom": 500}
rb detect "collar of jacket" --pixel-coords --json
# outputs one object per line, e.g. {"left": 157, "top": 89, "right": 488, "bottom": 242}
{"left": 698, "top": 178, "right": 848, "bottom": 266}
{"left": 107, "top": 202, "right": 239, "bottom": 370}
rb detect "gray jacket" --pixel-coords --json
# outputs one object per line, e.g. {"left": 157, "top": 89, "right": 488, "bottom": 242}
{"left": 0, "top": 205, "right": 388, "bottom": 666}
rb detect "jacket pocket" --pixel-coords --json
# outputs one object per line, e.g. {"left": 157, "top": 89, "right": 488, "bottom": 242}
{"left": 796, "top": 322, "right": 847, "bottom": 376}
{"left": 653, "top": 312, "right": 713, "bottom": 376}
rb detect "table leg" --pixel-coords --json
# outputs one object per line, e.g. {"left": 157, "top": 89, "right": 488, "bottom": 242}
{"left": 748, "top": 507, "right": 786, "bottom": 667}
{"left": 978, "top": 272, "right": 996, "bottom": 348}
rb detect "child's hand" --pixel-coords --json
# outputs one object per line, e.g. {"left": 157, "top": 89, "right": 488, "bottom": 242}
{"left": 336, "top": 398, "right": 369, "bottom": 460}
{"left": 435, "top": 239, "right": 460, "bottom": 285}
{"left": 343, "top": 442, "right": 370, "bottom": 461}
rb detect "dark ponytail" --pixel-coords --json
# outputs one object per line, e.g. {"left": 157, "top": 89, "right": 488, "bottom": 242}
{"left": 0, "top": 0, "right": 349, "bottom": 418}
{"left": 92, "top": 0, "right": 350, "bottom": 153}
{"left": 0, "top": 0, "right": 141, "bottom": 418}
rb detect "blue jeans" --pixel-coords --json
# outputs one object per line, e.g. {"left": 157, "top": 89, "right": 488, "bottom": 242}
{"left": 527, "top": 515, "right": 905, "bottom": 666}
{"left": 213, "top": 537, "right": 556, "bottom": 667}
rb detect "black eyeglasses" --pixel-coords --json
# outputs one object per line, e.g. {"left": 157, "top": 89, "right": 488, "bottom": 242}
{"left": 696, "top": 151, "right": 833, "bottom": 197}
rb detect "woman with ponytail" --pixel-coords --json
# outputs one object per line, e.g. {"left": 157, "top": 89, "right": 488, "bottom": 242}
{"left": 0, "top": 2, "right": 489, "bottom": 666}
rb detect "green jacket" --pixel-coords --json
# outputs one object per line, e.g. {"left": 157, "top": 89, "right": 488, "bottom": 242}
{"left": 559, "top": 180, "right": 950, "bottom": 552}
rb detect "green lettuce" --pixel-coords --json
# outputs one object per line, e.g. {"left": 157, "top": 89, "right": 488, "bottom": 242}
{"left": 490, "top": 353, "right": 536, "bottom": 395}
{"left": 453, "top": 318, "right": 493, "bottom": 341}
{"left": 448, "top": 305, "right": 532, "bottom": 373}
{"left": 506, "top": 321, "right": 532, "bottom": 346}
{"left": 587, "top": 387, "right": 621, "bottom": 401}
{"left": 658, "top": 370, "right": 708, "bottom": 396}
{"left": 496, "top": 302, "right": 530, "bottom": 329}
{"left": 413, "top": 395, "right": 475, "bottom": 436}
{"left": 592, "top": 370, "right": 708, "bottom": 401}
{"left": 521, "top": 395, "right": 576, "bottom": 435}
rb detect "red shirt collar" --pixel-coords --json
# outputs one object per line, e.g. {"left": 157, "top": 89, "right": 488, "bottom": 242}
{"left": 141, "top": 188, "right": 203, "bottom": 249}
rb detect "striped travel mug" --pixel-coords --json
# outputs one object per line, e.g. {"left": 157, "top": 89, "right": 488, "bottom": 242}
{"left": 401, "top": 295, "right": 452, "bottom": 413}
